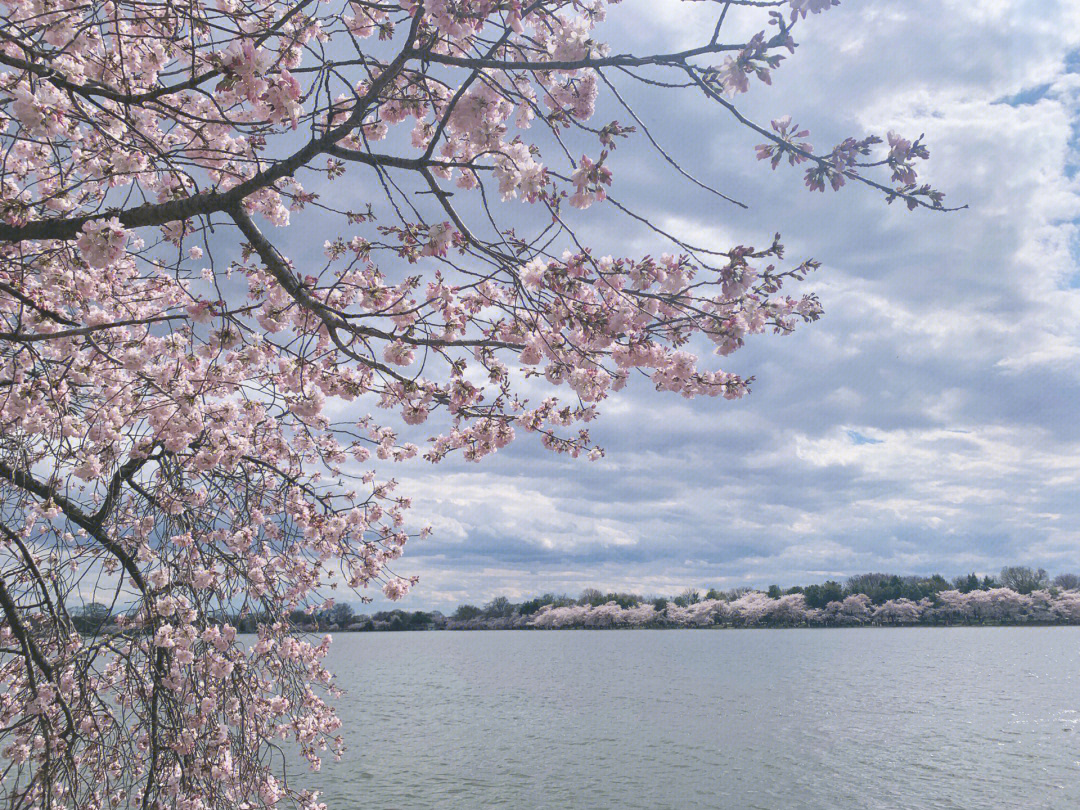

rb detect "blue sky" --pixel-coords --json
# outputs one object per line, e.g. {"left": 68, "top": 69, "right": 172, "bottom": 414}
{"left": 363, "top": 0, "right": 1080, "bottom": 610}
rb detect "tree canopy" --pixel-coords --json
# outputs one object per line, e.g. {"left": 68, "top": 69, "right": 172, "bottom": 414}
{"left": 0, "top": 1, "right": 947, "bottom": 808}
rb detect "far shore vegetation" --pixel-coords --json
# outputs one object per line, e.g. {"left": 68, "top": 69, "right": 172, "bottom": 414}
{"left": 72, "top": 567, "right": 1080, "bottom": 635}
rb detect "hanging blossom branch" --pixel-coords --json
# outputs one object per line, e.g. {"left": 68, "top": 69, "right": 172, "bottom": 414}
{"left": 0, "top": 1, "right": 951, "bottom": 808}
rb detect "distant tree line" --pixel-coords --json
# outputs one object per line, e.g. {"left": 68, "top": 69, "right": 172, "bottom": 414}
{"left": 70, "top": 567, "right": 1080, "bottom": 634}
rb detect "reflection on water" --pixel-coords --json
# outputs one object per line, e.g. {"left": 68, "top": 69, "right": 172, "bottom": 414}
{"left": 296, "top": 627, "right": 1080, "bottom": 810}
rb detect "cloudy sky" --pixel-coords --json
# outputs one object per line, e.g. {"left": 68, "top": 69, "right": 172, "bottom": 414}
{"left": 371, "top": 0, "right": 1080, "bottom": 610}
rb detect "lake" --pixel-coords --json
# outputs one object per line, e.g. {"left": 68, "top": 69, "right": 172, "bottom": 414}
{"left": 303, "top": 627, "right": 1080, "bottom": 809}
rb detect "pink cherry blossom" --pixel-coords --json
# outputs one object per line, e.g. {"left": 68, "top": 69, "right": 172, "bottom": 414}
{"left": 790, "top": 0, "right": 840, "bottom": 19}
{"left": 75, "top": 218, "right": 130, "bottom": 268}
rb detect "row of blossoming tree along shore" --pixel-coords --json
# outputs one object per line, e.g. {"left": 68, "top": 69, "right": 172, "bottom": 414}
{"left": 379, "top": 569, "right": 1080, "bottom": 630}
{"left": 73, "top": 567, "right": 1073, "bottom": 633}
{"left": 520, "top": 585, "right": 1080, "bottom": 630}
{"left": 376, "top": 571, "right": 1080, "bottom": 630}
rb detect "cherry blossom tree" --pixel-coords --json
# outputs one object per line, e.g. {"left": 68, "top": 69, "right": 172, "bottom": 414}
{"left": 0, "top": 1, "right": 949, "bottom": 808}
{"left": 873, "top": 597, "right": 920, "bottom": 625}
{"left": 582, "top": 600, "right": 623, "bottom": 626}
{"left": 1052, "top": 589, "right": 1080, "bottom": 622}
{"left": 621, "top": 602, "right": 658, "bottom": 626}
{"left": 834, "top": 592, "right": 872, "bottom": 624}
{"left": 532, "top": 603, "right": 590, "bottom": 628}
{"left": 770, "top": 592, "right": 807, "bottom": 624}
{"left": 729, "top": 590, "right": 775, "bottom": 625}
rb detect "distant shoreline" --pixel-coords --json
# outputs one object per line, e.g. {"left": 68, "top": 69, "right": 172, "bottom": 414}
{"left": 75, "top": 571, "right": 1080, "bottom": 636}
{"left": 317, "top": 617, "right": 1080, "bottom": 633}
{"left": 327, "top": 583, "right": 1080, "bottom": 633}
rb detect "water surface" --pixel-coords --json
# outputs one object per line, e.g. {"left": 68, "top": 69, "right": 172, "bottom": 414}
{"left": 305, "top": 627, "right": 1080, "bottom": 809}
